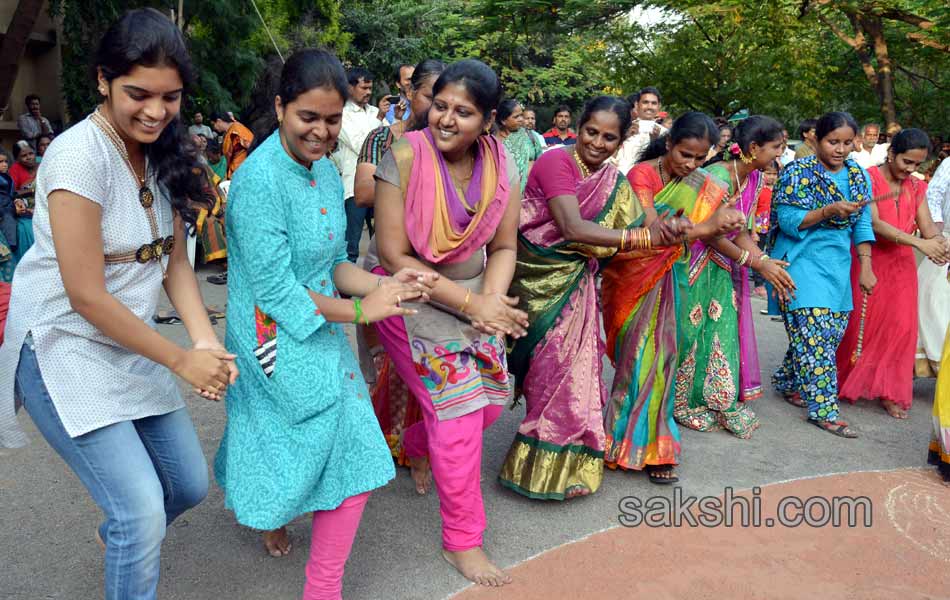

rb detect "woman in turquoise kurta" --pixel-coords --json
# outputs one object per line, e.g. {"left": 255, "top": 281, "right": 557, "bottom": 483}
{"left": 214, "top": 50, "right": 435, "bottom": 598}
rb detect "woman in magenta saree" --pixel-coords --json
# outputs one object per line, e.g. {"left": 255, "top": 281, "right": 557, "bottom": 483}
{"left": 499, "top": 97, "right": 686, "bottom": 500}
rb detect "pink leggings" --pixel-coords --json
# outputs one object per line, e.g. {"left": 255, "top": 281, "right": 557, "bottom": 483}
{"left": 302, "top": 492, "right": 370, "bottom": 600}
{"left": 374, "top": 313, "right": 501, "bottom": 551}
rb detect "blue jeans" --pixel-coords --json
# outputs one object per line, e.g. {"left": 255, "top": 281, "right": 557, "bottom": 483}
{"left": 344, "top": 196, "right": 373, "bottom": 263}
{"left": 15, "top": 343, "right": 208, "bottom": 600}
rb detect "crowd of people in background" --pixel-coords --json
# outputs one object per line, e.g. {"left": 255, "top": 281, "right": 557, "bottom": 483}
{"left": 2, "top": 7, "right": 950, "bottom": 600}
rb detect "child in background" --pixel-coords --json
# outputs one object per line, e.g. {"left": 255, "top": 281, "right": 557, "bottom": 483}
{"left": 752, "top": 160, "right": 780, "bottom": 298}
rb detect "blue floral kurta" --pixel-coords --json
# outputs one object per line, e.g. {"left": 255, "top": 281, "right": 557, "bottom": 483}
{"left": 215, "top": 131, "right": 394, "bottom": 530}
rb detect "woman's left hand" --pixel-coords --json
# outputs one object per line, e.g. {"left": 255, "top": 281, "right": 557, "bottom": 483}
{"left": 193, "top": 339, "right": 239, "bottom": 400}
{"left": 387, "top": 268, "right": 439, "bottom": 302}
{"left": 858, "top": 265, "right": 877, "bottom": 295}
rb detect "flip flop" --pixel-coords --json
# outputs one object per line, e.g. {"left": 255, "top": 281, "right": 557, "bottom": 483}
{"left": 153, "top": 310, "right": 181, "bottom": 324}
{"left": 206, "top": 305, "right": 226, "bottom": 320}
{"left": 809, "top": 419, "right": 858, "bottom": 439}
{"left": 646, "top": 465, "right": 679, "bottom": 485}
{"left": 206, "top": 272, "right": 228, "bottom": 285}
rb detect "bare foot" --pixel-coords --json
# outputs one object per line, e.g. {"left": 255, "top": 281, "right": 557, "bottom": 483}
{"left": 442, "top": 547, "right": 512, "bottom": 587}
{"left": 95, "top": 529, "right": 105, "bottom": 551}
{"left": 882, "top": 399, "right": 908, "bottom": 419}
{"left": 409, "top": 455, "right": 432, "bottom": 495}
{"left": 262, "top": 526, "right": 292, "bottom": 557}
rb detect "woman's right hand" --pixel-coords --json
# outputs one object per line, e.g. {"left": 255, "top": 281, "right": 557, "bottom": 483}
{"left": 918, "top": 236, "right": 950, "bottom": 264}
{"left": 468, "top": 293, "right": 529, "bottom": 339}
{"left": 822, "top": 201, "right": 863, "bottom": 220}
{"left": 173, "top": 348, "right": 235, "bottom": 400}
{"left": 361, "top": 279, "right": 424, "bottom": 322}
{"left": 707, "top": 205, "right": 746, "bottom": 237}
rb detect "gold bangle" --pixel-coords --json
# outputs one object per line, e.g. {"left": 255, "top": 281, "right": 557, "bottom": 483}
{"left": 857, "top": 253, "right": 872, "bottom": 258}
{"left": 644, "top": 227, "right": 652, "bottom": 249}
{"left": 459, "top": 289, "right": 472, "bottom": 314}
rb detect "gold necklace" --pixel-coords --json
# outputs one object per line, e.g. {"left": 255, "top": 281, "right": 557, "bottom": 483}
{"left": 657, "top": 156, "right": 669, "bottom": 185}
{"left": 572, "top": 147, "right": 592, "bottom": 178}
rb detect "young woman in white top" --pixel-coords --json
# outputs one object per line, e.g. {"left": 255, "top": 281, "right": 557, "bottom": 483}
{"left": 0, "top": 9, "right": 236, "bottom": 599}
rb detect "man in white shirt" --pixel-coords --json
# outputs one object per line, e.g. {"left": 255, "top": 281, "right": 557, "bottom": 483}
{"left": 780, "top": 129, "right": 796, "bottom": 166}
{"left": 612, "top": 86, "right": 668, "bottom": 175}
{"left": 850, "top": 123, "right": 881, "bottom": 168}
{"left": 332, "top": 67, "right": 391, "bottom": 262}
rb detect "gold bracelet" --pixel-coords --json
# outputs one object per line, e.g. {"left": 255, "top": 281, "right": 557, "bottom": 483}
{"left": 644, "top": 227, "right": 652, "bottom": 249}
{"left": 857, "top": 253, "right": 872, "bottom": 258}
{"left": 459, "top": 289, "right": 472, "bottom": 314}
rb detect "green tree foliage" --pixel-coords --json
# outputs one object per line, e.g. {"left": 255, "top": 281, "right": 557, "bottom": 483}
{"left": 50, "top": 0, "right": 349, "bottom": 122}
{"left": 48, "top": 0, "right": 949, "bottom": 134}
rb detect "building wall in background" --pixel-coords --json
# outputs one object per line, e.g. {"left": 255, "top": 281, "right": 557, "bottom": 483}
{"left": 0, "top": 1, "right": 64, "bottom": 152}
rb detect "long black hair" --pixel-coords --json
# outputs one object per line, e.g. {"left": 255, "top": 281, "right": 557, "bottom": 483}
{"left": 94, "top": 8, "right": 209, "bottom": 226}
{"left": 705, "top": 115, "right": 784, "bottom": 166}
{"left": 815, "top": 112, "right": 859, "bottom": 141}
{"left": 431, "top": 59, "right": 502, "bottom": 127}
{"left": 577, "top": 96, "right": 632, "bottom": 139}
{"left": 404, "top": 59, "right": 446, "bottom": 133}
{"left": 497, "top": 99, "right": 522, "bottom": 125}
{"left": 411, "top": 59, "right": 446, "bottom": 91}
{"left": 248, "top": 49, "right": 349, "bottom": 153}
{"left": 640, "top": 111, "right": 718, "bottom": 162}
{"left": 889, "top": 128, "right": 931, "bottom": 156}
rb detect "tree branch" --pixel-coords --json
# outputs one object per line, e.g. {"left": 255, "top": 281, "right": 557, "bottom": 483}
{"left": 907, "top": 32, "right": 950, "bottom": 53}
{"left": 895, "top": 65, "right": 948, "bottom": 90}
{"left": 878, "top": 9, "right": 934, "bottom": 30}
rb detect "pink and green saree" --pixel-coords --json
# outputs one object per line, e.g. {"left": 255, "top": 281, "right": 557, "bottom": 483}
{"left": 499, "top": 149, "right": 640, "bottom": 500}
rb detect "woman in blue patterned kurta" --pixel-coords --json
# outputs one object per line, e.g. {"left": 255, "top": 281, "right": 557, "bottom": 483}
{"left": 769, "top": 112, "right": 876, "bottom": 439}
{"left": 214, "top": 49, "right": 435, "bottom": 599}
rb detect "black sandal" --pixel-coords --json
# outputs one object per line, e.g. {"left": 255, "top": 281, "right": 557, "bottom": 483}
{"left": 646, "top": 465, "right": 679, "bottom": 485}
{"left": 153, "top": 310, "right": 181, "bottom": 324}
{"left": 206, "top": 272, "right": 228, "bottom": 285}
{"left": 809, "top": 419, "right": 858, "bottom": 438}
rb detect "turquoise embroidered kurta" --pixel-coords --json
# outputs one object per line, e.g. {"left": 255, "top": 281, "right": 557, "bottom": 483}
{"left": 214, "top": 131, "right": 394, "bottom": 530}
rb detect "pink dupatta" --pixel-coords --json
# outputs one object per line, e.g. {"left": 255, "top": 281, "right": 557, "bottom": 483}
{"left": 403, "top": 129, "right": 509, "bottom": 264}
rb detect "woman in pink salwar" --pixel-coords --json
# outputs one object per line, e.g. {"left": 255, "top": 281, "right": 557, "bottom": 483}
{"left": 369, "top": 59, "right": 526, "bottom": 587}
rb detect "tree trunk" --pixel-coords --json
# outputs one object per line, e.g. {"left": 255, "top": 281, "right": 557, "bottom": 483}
{"left": 859, "top": 13, "right": 898, "bottom": 129}
{"left": 0, "top": 0, "right": 47, "bottom": 118}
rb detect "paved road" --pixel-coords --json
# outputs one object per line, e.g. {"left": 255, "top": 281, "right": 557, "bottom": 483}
{"left": 0, "top": 270, "right": 938, "bottom": 599}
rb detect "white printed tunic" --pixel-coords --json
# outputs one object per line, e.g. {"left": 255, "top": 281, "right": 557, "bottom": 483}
{"left": 0, "top": 117, "right": 181, "bottom": 448}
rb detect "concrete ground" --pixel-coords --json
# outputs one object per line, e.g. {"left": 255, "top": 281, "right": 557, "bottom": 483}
{"left": 0, "top": 267, "right": 941, "bottom": 600}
